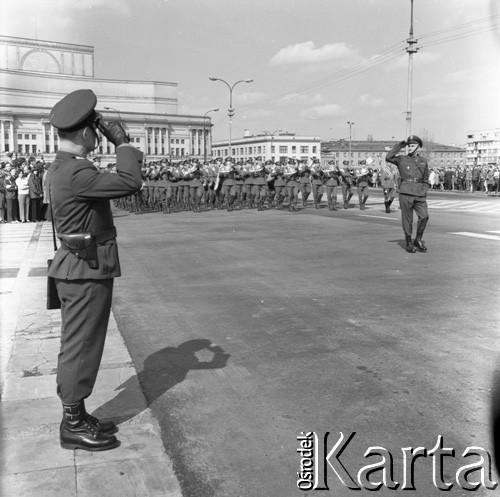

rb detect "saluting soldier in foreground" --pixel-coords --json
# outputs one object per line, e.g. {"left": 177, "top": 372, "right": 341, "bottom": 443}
{"left": 47, "top": 89, "right": 143, "bottom": 450}
{"left": 385, "top": 135, "right": 430, "bottom": 253}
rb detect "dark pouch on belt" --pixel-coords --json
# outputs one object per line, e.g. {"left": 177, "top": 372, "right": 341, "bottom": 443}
{"left": 60, "top": 232, "right": 99, "bottom": 269}
{"left": 47, "top": 259, "right": 61, "bottom": 310}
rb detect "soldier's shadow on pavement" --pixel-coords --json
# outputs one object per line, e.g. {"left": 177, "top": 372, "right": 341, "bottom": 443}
{"left": 388, "top": 239, "right": 407, "bottom": 250}
{"left": 92, "top": 338, "right": 230, "bottom": 425}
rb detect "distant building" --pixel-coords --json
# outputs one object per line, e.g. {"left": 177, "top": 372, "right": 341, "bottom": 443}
{"left": 321, "top": 139, "right": 466, "bottom": 169}
{"left": 0, "top": 35, "right": 213, "bottom": 162}
{"left": 212, "top": 131, "right": 321, "bottom": 162}
{"left": 466, "top": 128, "right": 500, "bottom": 166}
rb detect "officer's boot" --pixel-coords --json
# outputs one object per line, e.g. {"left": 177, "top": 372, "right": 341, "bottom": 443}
{"left": 388, "top": 199, "right": 394, "bottom": 212}
{"left": 80, "top": 399, "right": 117, "bottom": 434}
{"left": 384, "top": 201, "right": 390, "bottom": 213}
{"left": 346, "top": 193, "right": 353, "bottom": 208}
{"left": 362, "top": 195, "right": 369, "bottom": 209}
{"left": 257, "top": 197, "right": 263, "bottom": 211}
{"left": 328, "top": 198, "right": 332, "bottom": 210}
{"left": 405, "top": 235, "right": 416, "bottom": 253}
{"left": 302, "top": 193, "right": 308, "bottom": 208}
{"left": 316, "top": 194, "right": 321, "bottom": 209}
{"left": 60, "top": 400, "right": 119, "bottom": 451}
{"left": 332, "top": 198, "right": 338, "bottom": 211}
{"left": 413, "top": 221, "right": 428, "bottom": 252}
{"left": 359, "top": 197, "right": 364, "bottom": 210}
{"left": 164, "top": 198, "right": 170, "bottom": 214}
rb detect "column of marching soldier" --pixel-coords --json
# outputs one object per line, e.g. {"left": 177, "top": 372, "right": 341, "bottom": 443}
{"left": 113, "top": 156, "right": 399, "bottom": 214}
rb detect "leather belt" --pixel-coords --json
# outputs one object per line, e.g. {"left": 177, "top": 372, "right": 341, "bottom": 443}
{"left": 401, "top": 178, "right": 424, "bottom": 183}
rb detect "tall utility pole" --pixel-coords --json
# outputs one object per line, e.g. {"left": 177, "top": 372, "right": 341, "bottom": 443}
{"left": 406, "top": 0, "right": 419, "bottom": 137}
{"left": 347, "top": 121, "right": 354, "bottom": 166}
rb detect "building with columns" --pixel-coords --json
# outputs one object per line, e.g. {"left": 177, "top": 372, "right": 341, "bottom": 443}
{"left": 0, "top": 35, "right": 213, "bottom": 162}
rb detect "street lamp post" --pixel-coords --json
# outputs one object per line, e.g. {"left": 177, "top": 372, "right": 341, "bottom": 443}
{"left": 347, "top": 121, "right": 355, "bottom": 167}
{"left": 104, "top": 107, "right": 123, "bottom": 124}
{"left": 263, "top": 130, "right": 283, "bottom": 161}
{"left": 203, "top": 108, "right": 219, "bottom": 162}
{"left": 209, "top": 77, "right": 253, "bottom": 157}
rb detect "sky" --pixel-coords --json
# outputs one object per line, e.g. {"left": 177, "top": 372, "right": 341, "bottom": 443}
{"left": 1, "top": 0, "right": 499, "bottom": 146}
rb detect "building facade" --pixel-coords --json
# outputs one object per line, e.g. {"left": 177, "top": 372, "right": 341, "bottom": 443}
{"left": 0, "top": 35, "right": 213, "bottom": 162}
{"left": 466, "top": 128, "right": 500, "bottom": 166}
{"left": 212, "top": 131, "right": 321, "bottom": 162}
{"left": 321, "top": 139, "right": 466, "bottom": 169}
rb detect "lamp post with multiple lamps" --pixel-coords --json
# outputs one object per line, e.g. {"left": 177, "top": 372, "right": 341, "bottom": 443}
{"left": 347, "top": 121, "right": 355, "bottom": 167}
{"left": 203, "top": 108, "right": 219, "bottom": 162}
{"left": 103, "top": 106, "right": 123, "bottom": 124}
{"left": 209, "top": 77, "right": 253, "bottom": 157}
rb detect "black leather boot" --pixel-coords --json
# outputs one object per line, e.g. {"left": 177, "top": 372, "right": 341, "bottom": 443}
{"left": 413, "top": 229, "right": 427, "bottom": 252}
{"left": 405, "top": 235, "right": 416, "bottom": 253}
{"left": 60, "top": 401, "right": 120, "bottom": 451}
{"left": 80, "top": 399, "right": 117, "bottom": 434}
{"left": 384, "top": 201, "right": 390, "bottom": 213}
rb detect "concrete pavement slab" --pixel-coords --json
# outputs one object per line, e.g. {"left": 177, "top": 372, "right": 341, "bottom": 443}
{"left": 0, "top": 222, "right": 182, "bottom": 496}
{"left": 0, "top": 467, "right": 76, "bottom": 497}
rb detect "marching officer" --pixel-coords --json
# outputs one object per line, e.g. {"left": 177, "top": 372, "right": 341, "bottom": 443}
{"left": 355, "top": 161, "right": 370, "bottom": 210}
{"left": 380, "top": 161, "right": 398, "bottom": 213}
{"left": 338, "top": 160, "right": 354, "bottom": 209}
{"left": 386, "top": 135, "right": 430, "bottom": 253}
{"left": 47, "top": 89, "right": 143, "bottom": 450}
{"left": 324, "top": 161, "right": 340, "bottom": 211}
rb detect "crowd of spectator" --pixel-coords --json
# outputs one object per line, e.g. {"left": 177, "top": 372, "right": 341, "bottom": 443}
{"left": 1, "top": 154, "right": 498, "bottom": 224}
{"left": 0, "top": 155, "right": 48, "bottom": 223}
{"left": 367, "top": 164, "right": 499, "bottom": 193}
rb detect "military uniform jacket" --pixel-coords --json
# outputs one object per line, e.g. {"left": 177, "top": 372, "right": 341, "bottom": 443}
{"left": 47, "top": 145, "right": 143, "bottom": 280}
{"left": 385, "top": 142, "right": 430, "bottom": 197}
{"left": 380, "top": 165, "right": 397, "bottom": 189}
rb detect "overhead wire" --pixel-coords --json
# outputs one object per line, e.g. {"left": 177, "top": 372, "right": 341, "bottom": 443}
{"left": 209, "top": 14, "right": 500, "bottom": 128}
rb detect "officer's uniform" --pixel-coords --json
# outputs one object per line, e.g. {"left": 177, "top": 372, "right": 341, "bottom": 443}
{"left": 380, "top": 163, "right": 397, "bottom": 213}
{"left": 310, "top": 161, "right": 324, "bottom": 208}
{"left": 47, "top": 89, "right": 143, "bottom": 450}
{"left": 324, "top": 162, "right": 340, "bottom": 211}
{"left": 356, "top": 162, "right": 370, "bottom": 210}
{"left": 338, "top": 161, "right": 354, "bottom": 208}
{"left": 385, "top": 136, "right": 430, "bottom": 252}
{"left": 299, "top": 164, "right": 311, "bottom": 207}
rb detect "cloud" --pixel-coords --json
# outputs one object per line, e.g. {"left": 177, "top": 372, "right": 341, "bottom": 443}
{"left": 413, "top": 91, "right": 461, "bottom": 106}
{"left": 300, "top": 103, "right": 344, "bottom": 120}
{"left": 359, "top": 94, "right": 385, "bottom": 108}
{"left": 270, "top": 41, "right": 358, "bottom": 66}
{"left": 233, "top": 91, "right": 267, "bottom": 105}
{"left": 275, "top": 92, "right": 326, "bottom": 106}
{"left": 1, "top": 0, "right": 132, "bottom": 38}
{"left": 385, "top": 51, "right": 442, "bottom": 71}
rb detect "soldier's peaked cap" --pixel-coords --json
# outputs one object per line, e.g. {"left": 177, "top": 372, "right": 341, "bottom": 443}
{"left": 407, "top": 135, "right": 423, "bottom": 147}
{"left": 50, "top": 89, "right": 98, "bottom": 131}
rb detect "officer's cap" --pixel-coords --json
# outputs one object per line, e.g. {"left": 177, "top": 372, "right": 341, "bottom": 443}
{"left": 407, "top": 135, "right": 423, "bottom": 147}
{"left": 50, "top": 89, "right": 97, "bottom": 131}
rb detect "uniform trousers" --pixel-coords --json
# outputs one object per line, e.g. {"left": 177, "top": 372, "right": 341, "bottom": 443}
{"left": 398, "top": 193, "right": 429, "bottom": 238}
{"left": 326, "top": 185, "right": 338, "bottom": 202}
{"left": 55, "top": 278, "right": 113, "bottom": 404}
{"left": 383, "top": 187, "right": 396, "bottom": 202}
